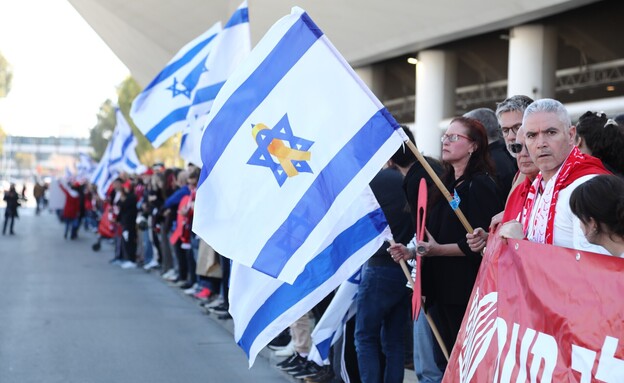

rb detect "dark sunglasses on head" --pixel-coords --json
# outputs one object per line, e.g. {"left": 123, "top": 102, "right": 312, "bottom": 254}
{"left": 509, "top": 143, "right": 524, "bottom": 154}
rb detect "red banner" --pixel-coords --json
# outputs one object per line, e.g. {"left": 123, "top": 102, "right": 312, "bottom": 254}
{"left": 443, "top": 236, "right": 624, "bottom": 382}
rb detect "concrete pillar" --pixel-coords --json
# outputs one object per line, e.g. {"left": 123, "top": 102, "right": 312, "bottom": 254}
{"left": 507, "top": 24, "right": 557, "bottom": 99}
{"left": 354, "top": 65, "right": 385, "bottom": 100}
{"left": 415, "top": 50, "right": 457, "bottom": 158}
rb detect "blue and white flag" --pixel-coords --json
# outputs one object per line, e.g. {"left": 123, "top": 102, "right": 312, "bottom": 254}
{"left": 229, "top": 187, "right": 390, "bottom": 366}
{"left": 130, "top": 23, "right": 222, "bottom": 148}
{"left": 90, "top": 142, "right": 116, "bottom": 199}
{"left": 308, "top": 267, "right": 361, "bottom": 366}
{"left": 193, "top": 7, "right": 405, "bottom": 284}
{"left": 181, "top": 1, "right": 251, "bottom": 166}
{"left": 76, "top": 153, "right": 96, "bottom": 180}
{"left": 90, "top": 110, "right": 145, "bottom": 198}
{"left": 108, "top": 109, "right": 144, "bottom": 174}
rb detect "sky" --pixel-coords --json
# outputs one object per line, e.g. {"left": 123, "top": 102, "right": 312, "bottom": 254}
{"left": 0, "top": 0, "right": 129, "bottom": 138}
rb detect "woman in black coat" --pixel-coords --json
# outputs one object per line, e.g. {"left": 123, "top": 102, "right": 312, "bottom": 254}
{"left": 390, "top": 117, "right": 505, "bottom": 353}
{"left": 3, "top": 184, "right": 21, "bottom": 235}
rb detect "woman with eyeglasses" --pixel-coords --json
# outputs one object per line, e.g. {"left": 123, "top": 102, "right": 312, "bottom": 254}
{"left": 466, "top": 125, "right": 540, "bottom": 250}
{"left": 389, "top": 117, "right": 504, "bottom": 353}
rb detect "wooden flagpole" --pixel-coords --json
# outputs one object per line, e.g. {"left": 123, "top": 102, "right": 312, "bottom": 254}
{"left": 404, "top": 140, "right": 474, "bottom": 234}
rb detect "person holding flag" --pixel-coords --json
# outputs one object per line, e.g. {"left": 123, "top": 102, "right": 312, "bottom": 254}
{"left": 389, "top": 117, "right": 504, "bottom": 354}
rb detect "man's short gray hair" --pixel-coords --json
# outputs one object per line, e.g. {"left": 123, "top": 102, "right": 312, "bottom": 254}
{"left": 464, "top": 108, "right": 500, "bottom": 141}
{"left": 495, "top": 95, "right": 534, "bottom": 121}
{"left": 523, "top": 98, "right": 572, "bottom": 131}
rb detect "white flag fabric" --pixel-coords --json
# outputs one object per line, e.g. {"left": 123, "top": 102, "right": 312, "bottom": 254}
{"left": 181, "top": 1, "right": 251, "bottom": 166}
{"left": 76, "top": 153, "right": 96, "bottom": 180}
{"left": 130, "top": 23, "right": 222, "bottom": 147}
{"left": 90, "top": 142, "right": 116, "bottom": 199}
{"left": 90, "top": 110, "right": 144, "bottom": 198}
{"left": 308, "top": 267, "right": 361, "bottom": 366}
{"left": 229, "top": 187, "right": 390, "bottom": 366}
{"left": 193, "top": 7, "right": 405, "bottom": 283}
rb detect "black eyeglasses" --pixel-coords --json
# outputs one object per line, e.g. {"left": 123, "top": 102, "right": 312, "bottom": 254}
{"left": 502, "top": 124, "right": 521, "bottom": 137}
{"left": 509, "top": 143, "right": 525, "bottom": 154}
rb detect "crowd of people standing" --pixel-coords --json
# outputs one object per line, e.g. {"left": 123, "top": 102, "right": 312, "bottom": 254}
{"left": 4, "top": 95, "right": 623, "bottom": 383}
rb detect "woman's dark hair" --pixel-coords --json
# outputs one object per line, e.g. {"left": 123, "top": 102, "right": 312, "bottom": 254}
{"left": 591, "top": 120, "right": 624, "bottom": 175}
{"left": 576, "top": 111, "right": 606, "bottom": 153}
{"left": 446, "top": 117, "right": 495, "bottom": 180}
{"left": 570, "top": 175, "right": 624, "bottom": 238}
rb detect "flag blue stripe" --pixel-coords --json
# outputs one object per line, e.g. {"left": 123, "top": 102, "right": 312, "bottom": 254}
{"left": 317, "top": 335, "right": 333, "bottom": 361}
{"left": 237, "top": 208, "right": 387, "bottom": 356}
{"left": 251, "top": 109, "right": 398, "bottom": 277}
{"left": 192, "top": 82, "right": 225, "bottom": 105}
{"left": 145, "top": 106, "right": 190, "bottom": 143}
{"left": 108, "top": 135, "right": 134, "bottom": 167}
{"left": 199, "top": 13, "right": 322, "bottom": 186}
{"left": 225, "top": 7, "right": 249, "bottom": 29}
{"left": 141, "top": 33, "right": 218, "bottom": 94}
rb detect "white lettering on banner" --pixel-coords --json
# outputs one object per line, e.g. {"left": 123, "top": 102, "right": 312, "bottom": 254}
{"left": 458, "top": 289, "right": 623, "bottom": 382}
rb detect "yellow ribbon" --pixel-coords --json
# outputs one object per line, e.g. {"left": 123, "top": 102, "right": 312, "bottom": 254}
{"left": 252, "top": 123, "right": 311, "bottom": 177}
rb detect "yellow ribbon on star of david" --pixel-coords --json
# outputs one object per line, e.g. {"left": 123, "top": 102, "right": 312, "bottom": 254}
{"left": 252, "top": 123, "right": 312, "bottom": 177}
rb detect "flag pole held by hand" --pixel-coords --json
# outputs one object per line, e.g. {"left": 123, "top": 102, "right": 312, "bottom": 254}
{"left": 404, "top": 140, "right": 474, "bottom": 234}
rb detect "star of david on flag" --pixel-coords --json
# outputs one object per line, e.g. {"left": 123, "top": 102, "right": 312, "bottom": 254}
{"left": 130, "top": 23, "right": 221, "bottom": 147}
{"left": 247, "top": 114, "right": 314, "bottom": 186}
{"left": 193, "top": 6, "right": 405, "bottom": 284}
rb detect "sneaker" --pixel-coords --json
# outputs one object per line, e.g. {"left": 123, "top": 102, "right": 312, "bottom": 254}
{"left": 143, "top": 260, "right": 159, "bottom": 270}
{"left": 276, "top": 352, "right": 300, "bottom": 369}
{"left": 109, "top": 258, "right": 122, "bottom": 266}
{"left": 201, "top": 297, "right": 223, "bottom": 308}
{"left": 304, "top": 366, "right": 335, "bottom": 383}
{"left": 208, "top": 303, "right": 229, "bottom": 314}
{"left": 277, "top": 352, "right": 306, "bottom": 371}
{"left": 217, "top": 312, "right": 232, "bottom": 320}
{"left": 274, "top": 341, "right": 295, "bottom": 357}
{"left": 267, "top": 329, "right": 291, "bottom": 350}
{"left": 193, "top": 288, "right": 212, "bottom": 300}
{"left": 121, "top": 261, "right": 137, "bottom": 269}
{"left": 184, "top": 284, "right": 199, "bottom": 295}
{"left": 178, "top": 281, "right": 194, "bottom": 289}
{"left": 161, "top": 269, "right": 175, "bottom": 279}
{"left": 164, "top": 272, "right": 178, "bottom": 282}
{"left": 290, "top": 361, "right": 323, "bottom": 378}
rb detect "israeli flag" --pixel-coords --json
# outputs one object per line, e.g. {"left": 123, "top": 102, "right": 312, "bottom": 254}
{"left": 90, "top": 110, "right": 145, "bottom": 198}
{"left": 181, "top": 1, "right": 251, "bottom": 166}
{"left": 193, "top": 7, "right": 405, "bottom": 284}
{"left": 90, "top": 142, "right": 117, "bottom": 199}
{"left": 76, "top": 153, "right": 96, "bottom": 179}
{"left": 229, "top": 188, "right": 390, "bottom": 366}
{"left": 308, "top": 268, "right": 361, "bottom": 366}
{"left": 130, "top": 23, "right": 222, "bottom": 147}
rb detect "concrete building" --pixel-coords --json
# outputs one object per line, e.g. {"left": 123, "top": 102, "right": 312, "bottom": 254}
{"left": 68, "top": 0, "right": 624, "bottom": 156}
{"left": 1, "top": 136, "right": 93, "bottom": 180}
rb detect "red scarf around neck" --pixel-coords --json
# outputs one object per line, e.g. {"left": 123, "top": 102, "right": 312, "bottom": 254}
{"left": 522, "top": 146, "right": 609, "bottom": 244}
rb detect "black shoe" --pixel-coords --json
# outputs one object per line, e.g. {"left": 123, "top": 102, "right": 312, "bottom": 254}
{"left": 275, "top": 352, "right": 305, "bottom": 371}
{"left": 10, "top": 231, "right": 15, "bottom": 235}
{"left": 278, "top": 352, "right": 306, "bottom": 372}
{"left": 267, "top": 329, "right": 291, "bottom": 350}
{"left": 217, "top": 312, "right": 232, "bottom": 320}
{"left": 178, "top": 281, "right": 194, "bottom": 289}
{"left": 208, "top": 303, "right": 229, "bottom": 314}
{"left": 304, "top": 366, "right": 335, "bottom": 383}
{"left": 290, "top": 361, "right": 323, "bottom": 378}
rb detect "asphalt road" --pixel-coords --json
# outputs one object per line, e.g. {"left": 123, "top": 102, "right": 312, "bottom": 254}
{"left": 0, "top": 208, "right": 289, "bottom": 383}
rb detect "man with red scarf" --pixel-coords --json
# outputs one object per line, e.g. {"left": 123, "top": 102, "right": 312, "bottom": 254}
{"left": 500, "top": 98, "right": 610, "bottom": 253}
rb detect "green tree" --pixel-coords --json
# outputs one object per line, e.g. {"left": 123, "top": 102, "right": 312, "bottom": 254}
{"left": 93, "top": 75, "right": 184, "bottom": 168}
{"left": 89, "top": 99, "right": 116, "bottom": 160}
{"left": 0, "top": 51, "right": 12, "bottom": 98}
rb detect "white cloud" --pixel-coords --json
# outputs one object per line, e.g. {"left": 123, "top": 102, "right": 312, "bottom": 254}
{"left": 0, "top": 0, "right": 129, "bottom": 138}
